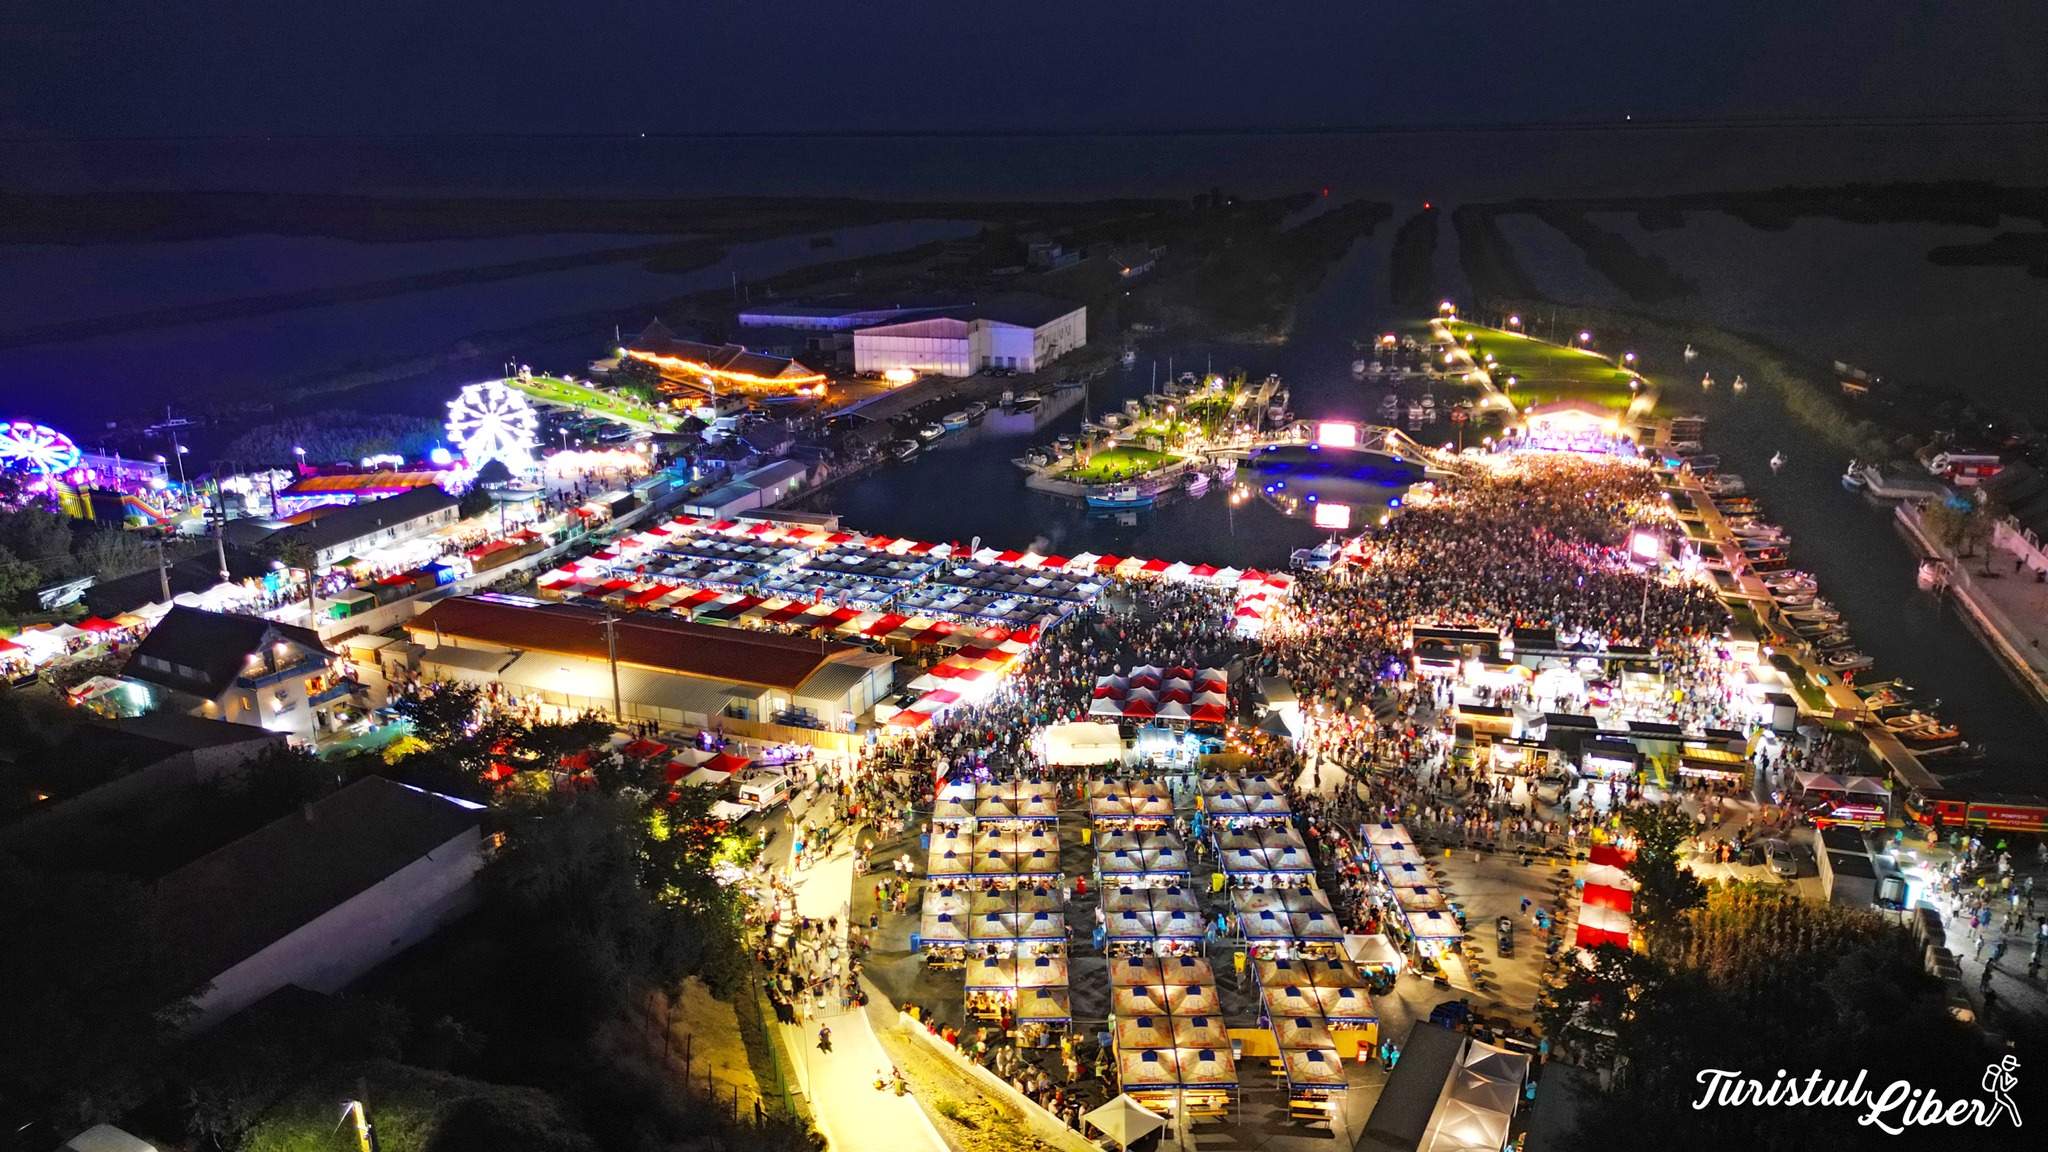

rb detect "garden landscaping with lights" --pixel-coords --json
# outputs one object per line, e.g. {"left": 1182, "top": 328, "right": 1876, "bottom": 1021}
{"left": 504, "top": 373, "right": 683, "bottom": 430}
{"left": 1445, "top": 319, "right": 1647, "bottom": 413}
{"left": 1053, "top": 445, "right": 1178, "bottom": 485}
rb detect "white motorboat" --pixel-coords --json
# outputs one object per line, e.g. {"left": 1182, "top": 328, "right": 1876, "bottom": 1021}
{"left": 1769, "top": 451, "right": 1785, "bottom": 472}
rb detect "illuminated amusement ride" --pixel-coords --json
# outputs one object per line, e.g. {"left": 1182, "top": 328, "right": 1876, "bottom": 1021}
{"left": 445, "top": 381, "right": 541, "bottom": 474}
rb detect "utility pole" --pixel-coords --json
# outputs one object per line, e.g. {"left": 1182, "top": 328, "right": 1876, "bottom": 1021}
{"left": 603, "top": 605, "right": 623, "bottom": 723}
{"left": 210, "top": 475, "right": 230, "bottom": 583}
{"left": 153, "top": 534, "right": 171, "bottom": 600}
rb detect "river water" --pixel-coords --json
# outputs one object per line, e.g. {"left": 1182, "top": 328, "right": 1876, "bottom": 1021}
{"left": 817, "top": 225, "right": 1413, "bottom": 568}
{"left": 821, "top": 218, "right": 2048, "bottom": 790}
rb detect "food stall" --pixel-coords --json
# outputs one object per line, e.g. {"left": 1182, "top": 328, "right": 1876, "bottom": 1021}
{"left": 1015, "top": 986, "right": 1072, "bottom": 1048}
{"left": 1280, "top": 1047, "right": 1349, "bottom": 1120}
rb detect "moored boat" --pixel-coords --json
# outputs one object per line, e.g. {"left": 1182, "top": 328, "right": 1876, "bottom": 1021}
{"left": 1086, "top": 485, "right": 1155, "bottom": 511}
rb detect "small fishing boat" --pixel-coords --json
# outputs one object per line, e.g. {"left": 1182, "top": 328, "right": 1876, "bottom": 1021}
{"left": 1010, "top": 392, "right": 1043, "bottom": 414}
{"left": 1214, "top": 457, "right": 1238, "bottom": 480}
{"left": 1086, "top": 485, "right": 1155, "bottom": 511}
{"left": 1184, "top": 471, "right": 1211, "bottom": 496}
{"left": 1841, "top": 460, "right": 1866, "bottom": 491}
{"left": 1769, "top": 451, "right": 1785, "bottom": 472}
{"left": 918, "top": 421, "right": 946, "bottom": 442}
{"left": 963, "top": 400, "right": 988, "bottom": 420}
{"left": 888, "top": 439, "right": 921, "bottom": 462}
{"left": 1121, "top": 347, "right": 1137, "bottom": 367}
{"left": 1683, "top": 343, "right": 1698, "bottom": 361}
{"left": 1704, "top": 474, "right": 1747, "bottom": 496}
{"left": 941, "top": 411, "right": 970, "bottom": 431}
{"left": 1822, "top": 649, "right": 1875, "bottom": 672}
{"left": 1701, "top": 372, "right": 1715, "bottom": 390}
{"left": 1899, "top": 723, "right": 1963, "bottom": 747}
{"left": 1732, "top": 374, "right": 1748, "bottom": 393}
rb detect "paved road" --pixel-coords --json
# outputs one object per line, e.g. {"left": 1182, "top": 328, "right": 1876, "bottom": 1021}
{"left": 780, "top": 818, "right": 947, "bottom": 1152}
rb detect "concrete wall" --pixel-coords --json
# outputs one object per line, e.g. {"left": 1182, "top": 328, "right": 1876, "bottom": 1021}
{"left": 187, "top": 825, "right": 484, "bottom": 1030}
{"left": 897, "top": 1014, "right": 1099, "bottom": 1152}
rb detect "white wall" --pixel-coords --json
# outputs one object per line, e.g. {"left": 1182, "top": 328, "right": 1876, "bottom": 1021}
{"left": 186, "top": 827, "right": 483, "bottom": 1029}
{"left": 855, "top": 332, "right": 974, "bottom": 376}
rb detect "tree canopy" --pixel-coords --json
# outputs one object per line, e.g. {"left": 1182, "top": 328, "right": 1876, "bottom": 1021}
{"left": 1543, "top": 885, "right": 1997, "bottom": 1151}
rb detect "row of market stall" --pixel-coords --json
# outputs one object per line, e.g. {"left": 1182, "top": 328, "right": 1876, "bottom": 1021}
{"left": 1359, "top": 822, "right": 1466, "bottom": 958}
{"left": 1089, "top": 665, "right": 1231, "bottom": 726}
{"left": 538, "top": 515, "right": 1297, "bottom": 653}
{"left": 920, "top": 778, "right": 1073, "bottom": 1045}
{"left": 1107, "top": 953, "right": 1238, "bottom": 1118}
{"left": 1196, "top": 770, "right": 1373, "bottom": 1120}
{"left": 1082, "top": 773, "right": 1237, "bottom": 1118}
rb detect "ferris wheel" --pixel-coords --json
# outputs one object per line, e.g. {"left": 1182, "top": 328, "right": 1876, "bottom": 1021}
{"left": 0, "top": 420, "right": 82, "bottom": 477}
{"left": 445, "top": 381, "right": 540, "bottom": 472}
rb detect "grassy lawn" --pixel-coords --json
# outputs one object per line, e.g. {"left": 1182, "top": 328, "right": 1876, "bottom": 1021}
{"left": 1056, "top": 444, "right": 1175, "bottom": 484}
{"left": 506, "top": 374, "right": 680, "bottom": 429}
{"left": 1446, "top": 320, "right": 1643, "bottom": 412}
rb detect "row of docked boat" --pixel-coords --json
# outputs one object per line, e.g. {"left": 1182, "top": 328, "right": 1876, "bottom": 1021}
{"left": 1703, "top": 481, "right": 1968, "bottom": 753}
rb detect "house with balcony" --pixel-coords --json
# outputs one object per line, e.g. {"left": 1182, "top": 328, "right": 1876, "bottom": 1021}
{"left": 119, "top": 607, "right": 352, "bottom": 741}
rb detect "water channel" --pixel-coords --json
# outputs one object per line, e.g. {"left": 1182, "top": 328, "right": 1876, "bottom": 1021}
{"left": 818, "top": 226, "right": 2048, "bottom": 790}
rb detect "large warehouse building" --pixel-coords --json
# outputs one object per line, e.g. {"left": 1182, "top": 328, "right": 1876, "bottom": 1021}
{"left": 405, "top": 594, "right": 894, "bottom": 732}
{"left": 853, "top": 295, "right": 1086, "bottom": 377}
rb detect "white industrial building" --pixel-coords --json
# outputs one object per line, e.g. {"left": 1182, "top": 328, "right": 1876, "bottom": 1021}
{"left": 153, "top": 775, "right": 485, "bottom": 1029}
{"left": 854, "top": 295, "right": 1086, "bottom": 377}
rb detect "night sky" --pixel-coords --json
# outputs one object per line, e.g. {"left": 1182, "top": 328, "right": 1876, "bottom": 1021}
{"left": 5, "top": 1, "right": 2044, "bottom": 138}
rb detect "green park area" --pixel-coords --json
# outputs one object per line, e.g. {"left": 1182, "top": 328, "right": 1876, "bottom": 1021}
{"left": 505, "top": 374, "right": 681, "bottom": 430}
{"left": 1446, "top": 320, "right": 1645, "bottom": 413}
{"left": 1057, "top": 444, "right": 1176, "bottom": 484}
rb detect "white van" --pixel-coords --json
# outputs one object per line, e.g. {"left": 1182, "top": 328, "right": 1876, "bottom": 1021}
{"left": 735, "top": 771, "right": 792, "bottom": 812}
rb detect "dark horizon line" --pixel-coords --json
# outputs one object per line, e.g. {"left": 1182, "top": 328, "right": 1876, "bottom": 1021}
{"left": 5, "top": 109, "right": 2048, "bottom": 145}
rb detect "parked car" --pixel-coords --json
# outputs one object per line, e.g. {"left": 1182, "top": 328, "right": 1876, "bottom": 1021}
{"left": 1765, "top": 840, "right": 1801, "bottom": 879}
{"left": 1495, "top": 916, "right": 1515, "bottom": 957}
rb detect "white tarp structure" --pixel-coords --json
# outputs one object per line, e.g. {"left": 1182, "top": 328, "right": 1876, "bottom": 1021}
{"left": 1083, "top": 1094, "right": 1166, "bottom": 1151}
{"left": 1418, "top": 1039, "right": 1529, "bottom": 1152}
{"left": 1040, "top": 721, "right": 1125, "bottom": 766}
